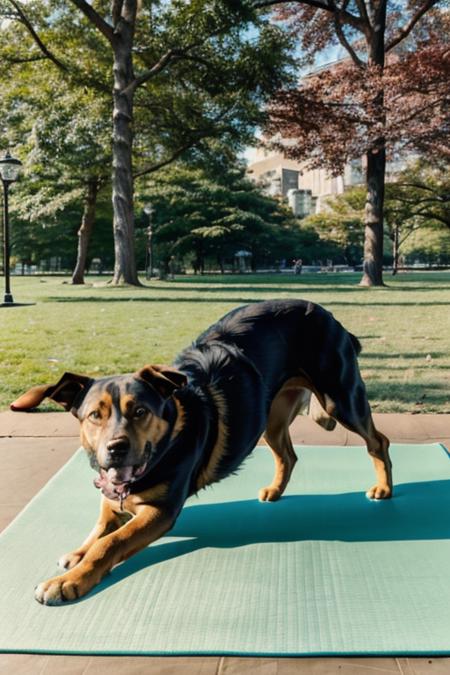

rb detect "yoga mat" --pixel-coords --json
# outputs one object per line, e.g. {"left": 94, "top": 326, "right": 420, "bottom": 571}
{"left": 0, "top": 443, "right": 449, "bottom": 656}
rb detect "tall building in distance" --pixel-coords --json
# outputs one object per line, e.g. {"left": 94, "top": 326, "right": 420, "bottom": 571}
{"left": 246, "top": 143, "right": 364, "bottom": 217}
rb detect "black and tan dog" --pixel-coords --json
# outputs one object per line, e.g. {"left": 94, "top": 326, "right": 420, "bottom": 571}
{"left": 12, "top": 300, "right": 392, "bottom": 605}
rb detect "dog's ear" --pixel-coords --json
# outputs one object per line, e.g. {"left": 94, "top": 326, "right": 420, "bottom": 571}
{"left": 10, "top": 373, "right": 93, "bottom": 414}
{"left": 136, "top": 364, "right": 187, "bottom": 398}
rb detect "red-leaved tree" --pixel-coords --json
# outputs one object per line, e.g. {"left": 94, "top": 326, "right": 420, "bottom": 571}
{"left": 259, "top": 0, "right": 449, "bottom": 286}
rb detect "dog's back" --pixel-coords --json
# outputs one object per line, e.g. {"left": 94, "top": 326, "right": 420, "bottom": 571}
{"left": 191, "top": 299, "right": 361, "bottom": 399}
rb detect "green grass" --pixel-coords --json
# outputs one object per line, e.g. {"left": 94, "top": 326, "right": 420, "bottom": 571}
{"left": 1, "top": 271, "right": 449, "bottom": 413}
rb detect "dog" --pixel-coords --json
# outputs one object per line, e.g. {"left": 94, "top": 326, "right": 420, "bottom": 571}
{"left": 11, "top": 299, "right": 392, "bottom": 605}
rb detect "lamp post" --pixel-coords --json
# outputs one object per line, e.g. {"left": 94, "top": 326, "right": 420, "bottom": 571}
{"left": 0, "top": 151, "right": 22, "bottom": 306}
{"left": 143, "top": 204, "right": 154, "bottom": 280}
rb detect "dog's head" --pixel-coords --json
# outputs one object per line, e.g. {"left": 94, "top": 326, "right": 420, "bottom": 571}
{"left": 11, "top": 365, "right": 187, "bottom": 501}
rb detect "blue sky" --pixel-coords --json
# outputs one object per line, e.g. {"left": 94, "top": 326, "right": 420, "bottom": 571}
{"left": 243, "top": 44, "right": 346, "bottom": 165}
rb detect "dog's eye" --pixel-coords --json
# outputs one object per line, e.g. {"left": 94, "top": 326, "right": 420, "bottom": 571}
{"left": 133, "top": 407, "right": 147, "bottom": 418}
{"left": 89, "top": 410, "right": 101, "bottom": 421}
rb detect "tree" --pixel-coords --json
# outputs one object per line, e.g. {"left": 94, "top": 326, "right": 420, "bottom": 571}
{"left": 0, "top": 0, "right": 117, "bottom": 281}
{"left": 10, "top": 197, "right": 116, "bottom": 274}
{"left": 1, "top": 0, "right": 293, "bottom": 285}
{"left": 401, "top": 225, "right": 450, "bottom": 266}
{"left": 258, "top": 0, "right": 448, "bottom": 286}
{"left": 28, "top": 93, "right": 109, "bottom": 283}
{"left": 136, "top": 156, "right": 303, "bottom": 273}
{"left": 299, "top": 186, "right": 366, "bottom": 266}
{"left": 0, "top": 63, "right": 113, "bottom": 282}
{"left": 306, "top": 164, "right": 450, "bottom": 273}
{"left": 2, "top": 0, "right": 287, "bottom": 283}
{"left": 384, "top": 161, "right": 450, "bottom": 273}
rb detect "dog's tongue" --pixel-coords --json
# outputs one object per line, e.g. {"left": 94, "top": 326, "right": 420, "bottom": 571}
{"left": 107, "top": 466, "right": 134, "bottom": 484}
{"left": 94, "top": 467, "right": 134, "bottom": 500}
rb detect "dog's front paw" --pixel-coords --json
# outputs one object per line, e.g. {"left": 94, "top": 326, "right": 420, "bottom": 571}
{"left": 35, "top": 575, "right": 81, "bottom": 605}
{"left": 366, "top": 484, "right": 392, "bottom": 500}
{"left": 58, "top": 550, "right": 85, "bottom": 570}
{"left": 258, "top": 486, "right": 282, "bottom": 502}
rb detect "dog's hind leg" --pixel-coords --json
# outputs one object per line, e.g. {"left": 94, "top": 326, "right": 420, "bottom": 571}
{"left": 316, "top": 386, "right": 392, "bottom": 500}
{"left": 364, "top": 425, "right": 391, "bottom": 500}
{"left": 259, "top": 379, "right": 309, "bottom": 502}
{"left": 343, "top": 412, "right": 391, "bottom": 499}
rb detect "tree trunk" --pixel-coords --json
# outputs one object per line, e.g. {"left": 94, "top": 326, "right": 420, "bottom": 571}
{"left": 392, "top": 223, "right": 399, "bottom": 275}
{"left": 111, "top": 9, "right": 139, "bottom": 286}
{"left": 359, "top": 0, "right": 387, "bottom": 287}
{"left": 72, "top": 179, "right": 99, "bottom": 284}
{"left": 360, "top": 147, "right": 386, "bottom": 286}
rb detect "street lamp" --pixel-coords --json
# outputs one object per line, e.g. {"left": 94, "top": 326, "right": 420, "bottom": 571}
{"left": 0, "top": 150, "right": 22, "bottom": 306}
{"left": 143, "top": 204, "right": 154, "bottom": 280}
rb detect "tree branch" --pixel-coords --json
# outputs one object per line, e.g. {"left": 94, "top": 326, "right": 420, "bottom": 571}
{"left": 128, "top": 49, "right": 177, "bottom": 92}
{"left": 386, "top": 0, "right": 439, "bottom": 52}
{"left": 354, "top": 0, "right": 371, "bottom": 29}
{"left": 7, "top": 0, "right": 68, "bottom": 71}
{"left": 396, "top": 196, "right": 447, "bottom": 209}
{"left": 131, "top": 12, "right": 247, "bottom": 93}
{"left": 134, "top": 102, "right": 240, "bottom": 178}
{"left": 389, "top": 96, "right": 447, "bottom": 127}
{"left": 131, "top": 19, "right": 238, "bottom": 92}
{"left": 253, "top": 0, "right": 365, "bottom": 32}
{"left": 398, "top": 223, "right": 422, "bottom": 246}
{"left": 254, "top": 0, "right": 331, "bottom": 10}
{"left": 395, "top": 181, "right": 446, "bottom": 195}
{"left": 69, "top": 0, "right": 114, "bottom": 44}
{"left": 330, "top": 0, "right": 365, "bottom": 67}
{"left": 134, "top": 142, "right": 197, "bottom": 178}
{"left": 414, "top": 209, "right": 450, "bottom": 226}
{"left": 2, "top": 54, "right": 47, "bottom": 64}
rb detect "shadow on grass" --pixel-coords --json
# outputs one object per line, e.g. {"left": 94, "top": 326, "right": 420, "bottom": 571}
{"left": 47, "top": 296, "right": 264, "bottom": 304}
{"left": 363, "top": 364, "right": 449, "bottom": 372}
{"left": 159, "top": 273, "right": 360, "bottom": 285}
{"left": 149, "top": 272, "right": 450, "bottom": 286}
{"left": 83, "top": 477, "right": 450, "bottom": 601}
{"left": 46, "top": 296, "right": 450, "bottom": 308}
{"left": 366, "top": 381, "right": 449, "bottom": 406}
{"left": 152, "top": 284, "right": 367, "bottom": 294}
{"left": 150, "top": 283, "right": 450, "bottom": 294}
{"left": 362, "top": 352, "right": 448, "bottom": 359}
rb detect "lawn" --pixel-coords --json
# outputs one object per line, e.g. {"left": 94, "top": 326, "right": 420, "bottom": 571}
{"left": 0, "top": 271, "right": 449, "bottom": 413}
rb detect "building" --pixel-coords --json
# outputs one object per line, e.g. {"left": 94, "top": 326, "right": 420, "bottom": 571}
{"left": 247, "top": 143, "right": 364, "bottom": 217}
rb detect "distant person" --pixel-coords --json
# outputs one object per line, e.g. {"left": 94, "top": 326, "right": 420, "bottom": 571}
{"left": 294, "top": 258, "right": 303, "bottom": 275}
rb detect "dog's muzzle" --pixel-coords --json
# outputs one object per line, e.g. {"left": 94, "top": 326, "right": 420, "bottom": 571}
{"left": 93, "top": 462, "right": 148, "bottom": 501}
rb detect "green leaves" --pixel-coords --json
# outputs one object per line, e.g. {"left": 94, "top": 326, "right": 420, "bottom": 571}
{"left": 136, "top": 158, "right": 302, "bottom": 268}
{"left": 0, "top": 0, "right": 294, "bottom": 279}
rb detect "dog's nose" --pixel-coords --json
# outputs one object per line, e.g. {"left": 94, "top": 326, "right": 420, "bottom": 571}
{"left": 106, "top": 437, "right": 130, "bottom": 458}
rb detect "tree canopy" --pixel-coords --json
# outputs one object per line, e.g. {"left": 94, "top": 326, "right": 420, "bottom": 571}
{"left": 259, "top": 0, "right": 448, "bottom": 286}
{"left": 136, "top": 157, "right": 305, "bottom": 273}
{"left": 0, "top": 0, "right": 294, "bottom": 283}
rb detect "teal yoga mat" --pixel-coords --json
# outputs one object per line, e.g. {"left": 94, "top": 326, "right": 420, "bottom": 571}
{"left": 0, "top": 443, "right": 449, "bottom": 656}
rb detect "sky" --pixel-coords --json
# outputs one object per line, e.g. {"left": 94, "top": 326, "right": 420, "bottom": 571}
{"left": 242, "top": 45, "right": 345, "bottom": 166}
